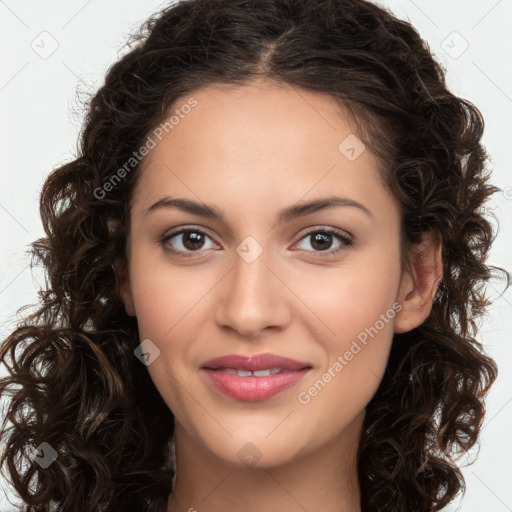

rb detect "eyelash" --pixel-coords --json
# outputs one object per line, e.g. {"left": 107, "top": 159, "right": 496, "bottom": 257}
{"left": 159, "top": 226, "right": 353, "bottom": 258}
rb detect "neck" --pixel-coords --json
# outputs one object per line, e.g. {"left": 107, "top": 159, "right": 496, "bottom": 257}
{"left": 167, "top": 414, "right": 363, "bottom": 512}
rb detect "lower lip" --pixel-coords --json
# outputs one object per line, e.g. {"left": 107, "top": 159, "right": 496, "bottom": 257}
{"left": 202, "top": 368, "right": 310, "bottom": 402}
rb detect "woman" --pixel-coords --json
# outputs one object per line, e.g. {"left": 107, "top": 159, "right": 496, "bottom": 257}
{"left": 0, "top": 0, "right": 503, "bottom": 510}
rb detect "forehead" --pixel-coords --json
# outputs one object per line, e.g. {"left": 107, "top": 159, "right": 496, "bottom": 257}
{"left": 130, "top": 80, "right": 390, "bottom": 220}
{"left": 148, "top": 80, "right": 363, "bottom": 161}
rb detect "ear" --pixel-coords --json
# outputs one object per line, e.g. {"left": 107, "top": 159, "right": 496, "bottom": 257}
{"left": 394, "top": 230, "right": 443, "bottom": 334}
{"left": 108, "top": 218, "right": 136, "bottom": 317}
{"left": 114, "top": 258, "right": 136, "bottom": 317}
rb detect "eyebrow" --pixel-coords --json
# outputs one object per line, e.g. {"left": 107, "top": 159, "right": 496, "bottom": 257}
{"left": 143, "top": 195, "right": 374, "bottom": 223}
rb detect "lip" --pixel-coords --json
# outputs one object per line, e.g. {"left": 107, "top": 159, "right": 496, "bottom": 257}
{"left": 202, "top": 353, "right": 311, "bottom": 372}
{"left": 201, "top": 353, "right": 312, "bottom": 402}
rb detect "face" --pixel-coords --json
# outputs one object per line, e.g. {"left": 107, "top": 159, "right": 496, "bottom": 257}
{"left": 119, "top": 80, "right": 412, "bottom": 468}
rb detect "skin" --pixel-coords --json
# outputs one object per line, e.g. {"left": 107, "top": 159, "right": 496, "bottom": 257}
{"left": 117, "top": 79, "right": 442, "bottom": 512}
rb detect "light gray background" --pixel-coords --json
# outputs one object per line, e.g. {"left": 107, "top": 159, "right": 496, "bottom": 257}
{"left": 1, "top": 1, "right": 511, "bottom": 511}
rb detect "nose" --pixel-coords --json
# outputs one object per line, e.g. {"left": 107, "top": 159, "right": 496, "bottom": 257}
{"left": 214, "top": 246, "right": 291, "bottom": 339}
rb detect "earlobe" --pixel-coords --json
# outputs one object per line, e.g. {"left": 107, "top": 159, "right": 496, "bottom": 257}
{"left": 394, "top": 231, "right": 443, "bottom": 334}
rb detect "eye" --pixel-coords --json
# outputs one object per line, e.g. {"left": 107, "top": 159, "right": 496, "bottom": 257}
{"left": 160, "top": 226, "right": 353, "bottom": 257}
{"left": 160, "top": 227, "right": 218, "bottom": 256}
{"left": 294, "top": 227, "right": 353, "bottom": 255}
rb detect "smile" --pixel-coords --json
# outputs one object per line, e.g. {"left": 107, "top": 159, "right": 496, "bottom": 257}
{"left": 201, "top": 353, "right": 312, "bottom": 401}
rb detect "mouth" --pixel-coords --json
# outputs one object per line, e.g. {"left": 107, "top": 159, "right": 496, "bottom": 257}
{"left": 209, "top": 367, "right": 294, "bottom": 377}
{"left": 201, "top": 353, "right": 312, "bottom": 402}
{"left": 202, "top": 353, "right": 311, "bottom": 372}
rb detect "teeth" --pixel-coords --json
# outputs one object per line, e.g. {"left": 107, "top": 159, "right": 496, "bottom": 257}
{"left": 217, "top": 367, "right": 283, "bottom": 377}
{"left": 252, "top": 368, "right": 282, "bottom": 376}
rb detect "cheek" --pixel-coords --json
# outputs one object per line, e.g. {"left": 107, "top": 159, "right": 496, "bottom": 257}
{"left": 128, "top": 275, "right": 197, "bottom": 428}
{"left": 127, "top": 254, "right": 219, "bottom": 409}
{"left": 301, "top": 278, "right": 397, "bottom": 391}
{"left": 291, "top": 249, "right": 401, "bottom": 405}
{"left": 293, "top": 283, "right": 398, "bottom": 445}
{"left": 291, "top": 248, "right": 401, "bottom": 342}
{"left": 128, "top": 252, "right": 213, "bottom": 341}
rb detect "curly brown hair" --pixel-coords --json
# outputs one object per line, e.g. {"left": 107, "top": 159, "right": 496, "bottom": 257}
{"left": 0, "top": 0, "right": 504, "bottom": 511}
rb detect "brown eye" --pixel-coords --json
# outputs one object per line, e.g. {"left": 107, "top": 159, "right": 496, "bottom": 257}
{"left": 161, "top": 228, "right": 218, "bottom": 255}
{"left": 310, "top": 232, "right": 334, "bottom": 251}
{"left": 295, "top": 228, "right": 353, "bottom": 254}
{"left": 181, "top": 231, "right": 206, "bottom": 250}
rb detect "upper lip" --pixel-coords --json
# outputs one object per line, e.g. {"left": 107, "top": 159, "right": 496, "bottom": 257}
{"left": 202, "top": 353, "right": 311, "bottom": 371}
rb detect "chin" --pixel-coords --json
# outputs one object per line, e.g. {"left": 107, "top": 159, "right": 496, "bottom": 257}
{"left": 197, "top": 427, "right": 308, "bottom": 469}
